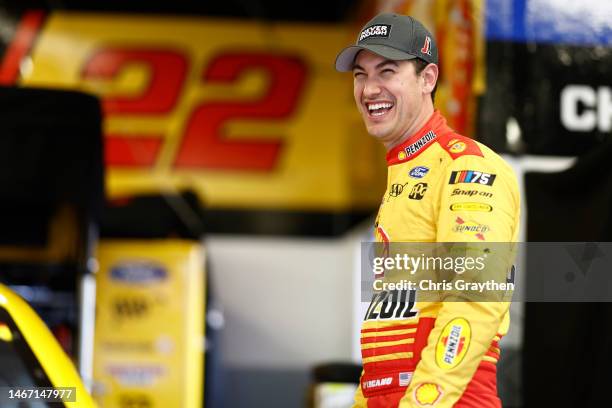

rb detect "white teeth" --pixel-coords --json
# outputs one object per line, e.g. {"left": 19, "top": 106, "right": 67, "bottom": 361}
{"left": 367, "top": 102, "right": 393, "bottom": 112}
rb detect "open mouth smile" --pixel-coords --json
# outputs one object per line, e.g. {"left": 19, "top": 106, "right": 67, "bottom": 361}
{"left": 366, "top": 101, "right": 394, "bottom": 117}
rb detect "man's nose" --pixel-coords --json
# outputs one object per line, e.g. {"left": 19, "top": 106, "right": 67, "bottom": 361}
{"left": 363, "top": 78, "right": 382, "bottom": 98}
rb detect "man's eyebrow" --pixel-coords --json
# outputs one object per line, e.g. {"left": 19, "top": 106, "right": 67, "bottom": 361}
{"left": 376, "top": 60, "right": 398, "bottom": 69}
{"left": 352, "top": 60, "right": 399, "bottom": 71}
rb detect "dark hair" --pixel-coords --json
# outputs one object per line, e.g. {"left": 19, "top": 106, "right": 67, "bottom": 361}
{"left": 411, "top": 59, "right": 438, "bottom": 104}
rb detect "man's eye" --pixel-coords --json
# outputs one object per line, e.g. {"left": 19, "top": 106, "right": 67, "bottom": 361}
{"left": 353, "top": 72, "right": 365, "bottom": 78}
{"left": 381, "top": 69, "right": 395, "bottom": 74}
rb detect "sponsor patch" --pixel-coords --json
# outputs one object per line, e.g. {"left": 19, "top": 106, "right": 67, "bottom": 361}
{"left": 421, "top": 36, "right": 432, "bottom": 56}
{"left": 414, "top": 383, "right": 442, "bottom": 406}
{"left": 435, "top": 318, "right": 471, "bottom": 370}
{"left": 449, "top": 141, "right": 466, "bottom": 153}
{"left": 448, "top": 170, "right": 496, "bottom": 186}
{"left": 359, "top": 24, "right": 391, "bottom": 41}
{"left": 364, "top": 289, "right": 417, "bottom": 321}
{"left": 450, "top": 202, "right": 493, "bottom": 212}
{"left": 362, "top": 377, "right": 393, "bottom": 389}
{"left": 388, "top": 183, "right": 408, "bottom": 199}
{"left": 409, "top": 166, "right": 430, "bottom": 179}
{"left": 453, "top": 216, "right": 489, "bottom": 241}
{"left": 404, "top": 130, "right": 436, "bottom": 157}
{"left": 398, "top": 150, "right": 407, "bottom": 161}
{"left": 450, "top": 188, "right": 493, "bottom": 198}
{"left": 399, "top": 372, "right": 413, "bottom": 386}
{"left": 409, "top": 183, "right": 428, "bottom": 200}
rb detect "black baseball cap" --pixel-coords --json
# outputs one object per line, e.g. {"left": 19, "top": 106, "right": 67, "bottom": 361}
{"left": 335, "top": 13, "right": 438, "bottom": 72}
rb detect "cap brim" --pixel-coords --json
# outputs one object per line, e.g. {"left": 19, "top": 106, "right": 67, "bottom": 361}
{"left": 335, "top": 44, "right": 417, "bottom": 72}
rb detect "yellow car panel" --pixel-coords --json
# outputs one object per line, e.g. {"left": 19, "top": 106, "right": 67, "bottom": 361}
{"left": 0, "top": 283, "right": 96, "bottom": 407}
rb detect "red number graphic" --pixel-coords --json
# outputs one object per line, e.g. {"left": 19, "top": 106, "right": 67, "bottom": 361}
{"left": 105, "top": 136, "right": 163, "bottom": 167}
{"left": 174, "top": 53, "right": 307, "bottom": 171}
{"left": 82, "top": 48, "right": 188, "bottom": 166}
{"left": 82, "top": 48, "right": 306, "bottom": 170}
{"left": 82, "top": 48, "right": 187, "bottom": 114}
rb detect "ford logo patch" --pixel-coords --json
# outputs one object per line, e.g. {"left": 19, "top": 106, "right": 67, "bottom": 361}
{"left": 409, "top": 166, "right": 429, "bottom": 179}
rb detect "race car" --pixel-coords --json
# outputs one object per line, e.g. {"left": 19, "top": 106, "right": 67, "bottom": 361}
{"left": 0, "top": 283, "right": 95, "bottom": 407}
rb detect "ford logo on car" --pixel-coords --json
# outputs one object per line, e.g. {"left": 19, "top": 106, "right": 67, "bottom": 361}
{"left": 409, "top": 166, "right": 429, "bottom": 179}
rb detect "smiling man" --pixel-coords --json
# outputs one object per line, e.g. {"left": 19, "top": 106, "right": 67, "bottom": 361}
{"left": 336, "top": 13, "right": 520, "bottom": 408}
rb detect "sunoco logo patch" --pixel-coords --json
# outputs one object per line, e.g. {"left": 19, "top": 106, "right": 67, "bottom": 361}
{"left": 359, "top": 24, "right": 391, "bottom": 42}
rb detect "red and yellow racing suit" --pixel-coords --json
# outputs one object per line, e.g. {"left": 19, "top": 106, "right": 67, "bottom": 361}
{"left": 354, "top": 110, "right": 520, "bottom": 407}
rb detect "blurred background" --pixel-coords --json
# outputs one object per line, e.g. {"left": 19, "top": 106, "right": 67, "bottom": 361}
{"left": 0, "top": 0, "right": 610, "bottom": 407}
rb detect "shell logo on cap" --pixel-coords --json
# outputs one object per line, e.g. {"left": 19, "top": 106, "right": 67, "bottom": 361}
{"left": 398, "top": 151, "right": 407, "bottom": 161}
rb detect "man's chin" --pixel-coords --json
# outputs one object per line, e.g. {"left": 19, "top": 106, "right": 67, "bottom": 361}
{"left": 365, "top": 125, "right": 390, "bottom": 140}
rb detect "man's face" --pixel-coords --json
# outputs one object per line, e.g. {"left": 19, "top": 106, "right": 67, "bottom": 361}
{"left": 352, "top": 50, "right": 425, "bottom": 148}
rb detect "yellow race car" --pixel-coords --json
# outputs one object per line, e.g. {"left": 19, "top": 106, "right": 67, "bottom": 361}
{"left": 0, "top": 283, "right": 96, "bottom": 407}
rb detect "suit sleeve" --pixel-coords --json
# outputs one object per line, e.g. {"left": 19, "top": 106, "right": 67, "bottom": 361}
{"left": 400, "top": 154, "right": 520, "bottom": 407}
{"left": 352, "top": 369, "right": 367, "bottom": 407}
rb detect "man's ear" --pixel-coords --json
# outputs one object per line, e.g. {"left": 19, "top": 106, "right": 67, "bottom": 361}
{"left": 421, "top": 63, "right": 439, "bottom": 95}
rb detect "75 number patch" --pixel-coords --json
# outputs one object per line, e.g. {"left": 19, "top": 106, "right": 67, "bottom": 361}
{"left": 448, "top": 170, "right": 496, "bottom": 186}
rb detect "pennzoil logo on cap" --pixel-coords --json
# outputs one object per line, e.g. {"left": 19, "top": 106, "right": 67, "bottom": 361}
{"left": 359, "top": 24, "right": 391, "bottom": 42}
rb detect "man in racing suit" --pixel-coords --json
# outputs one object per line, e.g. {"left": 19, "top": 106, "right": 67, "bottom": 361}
{"left": 335, "top": 13, "right": 520, "bottom": 407}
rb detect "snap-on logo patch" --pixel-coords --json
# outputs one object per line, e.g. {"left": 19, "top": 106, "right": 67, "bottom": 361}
{"left": 359, "top": 24, "right": 391, "bottom": 42}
